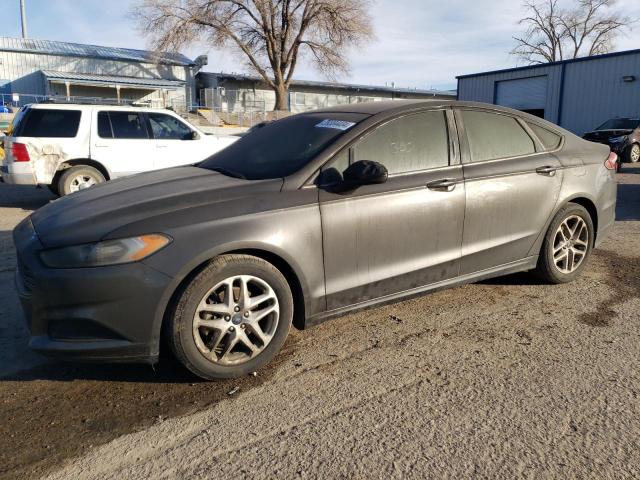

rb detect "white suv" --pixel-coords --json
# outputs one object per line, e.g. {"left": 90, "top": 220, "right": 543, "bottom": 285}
{"left": 1, "top": 104, "right": 237, "bottom": 196}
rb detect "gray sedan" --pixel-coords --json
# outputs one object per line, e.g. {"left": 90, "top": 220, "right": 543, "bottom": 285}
{"left": 14, "top": 100, "right": 617, "bottom": 380}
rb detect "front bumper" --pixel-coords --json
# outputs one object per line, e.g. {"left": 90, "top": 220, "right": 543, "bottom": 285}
{"left": 13, "top": 218, "right": 173, "bottom": 363}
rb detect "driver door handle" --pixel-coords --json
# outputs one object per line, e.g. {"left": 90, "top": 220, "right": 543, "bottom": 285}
{"left": 536, "top": 165, "right": 558, "bottom": 175}
{"left": 427, "top": 179, "right": 457, "bottom": 192}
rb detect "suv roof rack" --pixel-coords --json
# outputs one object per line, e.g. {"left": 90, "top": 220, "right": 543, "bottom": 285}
{"left": 38, "top": 97, "right": 155, "bottom": 107}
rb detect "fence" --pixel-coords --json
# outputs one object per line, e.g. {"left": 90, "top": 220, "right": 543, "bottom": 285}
{"left": 201, "top": 87, "right": 387, "bottom": 114}
{"left": 196, "top": 108, "right": 291, "bottom": 128}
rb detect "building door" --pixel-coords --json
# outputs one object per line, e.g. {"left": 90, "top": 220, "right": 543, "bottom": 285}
{"left": 495, "top": 76, "right": 548, "bottom": 119}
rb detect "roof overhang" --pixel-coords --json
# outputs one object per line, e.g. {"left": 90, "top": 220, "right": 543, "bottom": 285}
{"left": 1, "top": 36, "right": 195, "bottom": 67}
{"left": 41, "top": 70, "right": 185, "bottom": 90}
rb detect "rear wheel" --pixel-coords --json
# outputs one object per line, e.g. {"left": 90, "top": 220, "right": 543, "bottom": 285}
{"left": 625, "top": 143, "right": 640, "bottom": 163}
{"left": 166, "top": 254, "right": 293, "bottom": 380}
{"left": 534, "top": 203, "right": 594, "bottom": 284}
{"left": 58, "top": 165, "right": 105, "bottom": 196}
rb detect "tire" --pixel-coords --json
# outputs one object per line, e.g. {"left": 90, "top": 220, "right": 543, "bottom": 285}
{"left": 166, "top": 254, "right": 293, "bottom": 380}
{"left": 58, "top": 165, "right": 105, "bottom": 196}
{"left": 534, "top": 203, "right": 594, "bottom": 284}
{"left": 625, "top": 143, "right": 640, "bottom": 163}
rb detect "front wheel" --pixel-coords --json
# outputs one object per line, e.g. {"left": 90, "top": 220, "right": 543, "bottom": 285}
{"left": 625, "top": 143, "right": 640, "bottom": 163}
{"left": 166, "top": 254, "right": 293, "bottom": 380}
{"left": 534, "top": 203, "right": 594, "bottom": 284}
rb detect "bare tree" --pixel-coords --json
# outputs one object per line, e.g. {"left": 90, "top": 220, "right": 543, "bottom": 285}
{"left": 512, "top": 0, "right": 633, "bottom": 64}
{"left": 132, "top": 0, "right": 374, "bottom": 110}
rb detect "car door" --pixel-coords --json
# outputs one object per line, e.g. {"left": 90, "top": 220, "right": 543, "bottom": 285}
{"left": 455, "top": 108, "right": 563, "bottom": 275}
{"left": 318, "top": 109, "right": 466, "bottom": 311}
{"left": 146, "top": 111, "right": 208, "bottom": 169}
{"left": 91, "top": 110, "right": 157, "bottom": 178}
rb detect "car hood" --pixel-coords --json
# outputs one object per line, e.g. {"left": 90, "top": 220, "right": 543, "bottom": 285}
{"left": 31, "top": 166, "right": 284, "bottom": 248}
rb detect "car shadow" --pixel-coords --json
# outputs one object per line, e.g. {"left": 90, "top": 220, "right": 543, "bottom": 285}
{"left": 0, "top": 352, "right": 198, "bottom": 383}
{"left": 619, "top": 164, "right": 640, "bottom": 175}
{"left": 0, "top": 183, "right": 54, "bottom": 210}
{"left": 478, "top": 271, "right": 546, "bottom": 286}
{"left": 616, "top": 183, "right": 640, "bottom": 221}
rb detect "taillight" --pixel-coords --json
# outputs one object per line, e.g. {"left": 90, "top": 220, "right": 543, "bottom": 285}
{"left": 604, "top": 151, "right": 618, "bottom": 171}
{"left": 11, "top": 143, "right": 31, "bottom": 162}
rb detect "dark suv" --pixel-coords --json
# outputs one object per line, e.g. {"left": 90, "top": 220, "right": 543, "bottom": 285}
{"left": 583, "top": 118, "right": 640, "bottom": 163}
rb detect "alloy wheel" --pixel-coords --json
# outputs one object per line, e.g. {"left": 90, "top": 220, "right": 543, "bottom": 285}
{"left": 69, "top": 174, "right": 98, "bottom": 192}
{"left": 192, "top": 275, "right": 280, "bottom": 366}
{"left": 552, "top": 215, "right": 589, "bottom": 274}
{"left": 631, "top": 144, "right": 640, "bottom": 163}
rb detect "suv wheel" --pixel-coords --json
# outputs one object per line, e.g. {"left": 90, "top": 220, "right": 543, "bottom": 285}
{"left": 166, "top": 254, "right": 293, "bottom": 380}
{"left": 626, "top": 143, "right": 640, "bottom": 163}
{"left": 58, "top": 165, "right": 105, "bottom": 196}
{"left": 534, "top": 203, "right": 594, "bottom": 284}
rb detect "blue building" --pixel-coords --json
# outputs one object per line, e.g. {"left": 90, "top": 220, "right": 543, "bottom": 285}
{"left": 457, "top": 49, "right": 640, "bottom": 135}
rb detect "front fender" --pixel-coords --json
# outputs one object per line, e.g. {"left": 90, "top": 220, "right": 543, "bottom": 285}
{"left": 140, "top": 200, "right": 325, "bottom": 352}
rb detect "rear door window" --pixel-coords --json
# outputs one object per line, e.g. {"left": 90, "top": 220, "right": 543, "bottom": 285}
{"left": 106, "top": 112, "right": 148, "bottom": 139}
{"left": 14, "top": 109, "right": 81, "bottom": 138}
{"left": 461, "top": 110, "right": 535, "bottom": 163}
{"left": 148, "top": 113, "right": 193, "bottom": 140}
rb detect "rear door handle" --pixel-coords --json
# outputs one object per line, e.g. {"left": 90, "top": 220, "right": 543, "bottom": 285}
{"left": 426, "top": 179, "right": 457, "bottom": 191}
{"left": 536, "top": 165, "right": 558, "bottom": 175}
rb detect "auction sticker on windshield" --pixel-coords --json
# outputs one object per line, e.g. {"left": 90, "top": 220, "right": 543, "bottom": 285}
{"left": 315, "top": 119, "right": 356, "bottom": 131}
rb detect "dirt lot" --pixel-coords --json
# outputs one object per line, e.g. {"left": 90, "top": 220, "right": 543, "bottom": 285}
{"left": 1, "top": 166, "right": 639, "bottom": 480}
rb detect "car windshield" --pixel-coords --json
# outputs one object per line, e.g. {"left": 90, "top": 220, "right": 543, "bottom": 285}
{"left": 596, "top": 118, "right": 640, "bottom": 130}
{"left": 199, "top": 112, "right": 369, "bottom": 180}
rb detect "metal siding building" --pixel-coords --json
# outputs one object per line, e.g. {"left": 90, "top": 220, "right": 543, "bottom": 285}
{"left": 457, "top": 49, "right": 640, "bottom": 135}
{"left": 197, "top": 72, "right": 456, "bottom": 113}
{"left": 0, "top": 37, "right": 198, "bottom": 108}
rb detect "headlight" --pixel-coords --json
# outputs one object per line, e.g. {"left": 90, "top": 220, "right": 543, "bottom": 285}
{"left": 609, "top": 136, "right": 627, "bottom": 143}
{"left": 40, "top": 234, "right": 171, "bottom": 268}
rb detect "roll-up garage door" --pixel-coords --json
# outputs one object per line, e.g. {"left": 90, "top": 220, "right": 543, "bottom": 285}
{"left": 495, "top": 76, "right": 548, "bottom": 111}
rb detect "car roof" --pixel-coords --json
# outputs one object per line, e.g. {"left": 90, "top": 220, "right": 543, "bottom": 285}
{"left": 312, "top": 99, "right": 538, "bottom": 116}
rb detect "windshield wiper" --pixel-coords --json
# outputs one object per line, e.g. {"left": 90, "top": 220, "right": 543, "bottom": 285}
{"left": 208, "top": 167, "right": 246, "bottom": 179}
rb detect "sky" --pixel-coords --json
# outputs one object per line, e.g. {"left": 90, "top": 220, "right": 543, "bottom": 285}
{"left": 2, "top": 0, "right": 640, "bottom": 91}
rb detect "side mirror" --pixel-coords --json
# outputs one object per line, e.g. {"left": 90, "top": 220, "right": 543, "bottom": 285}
{"left": 342, "top": 160, "right": 388, "bottom": 188}
{"left": 190, "top": 131, "right": 199, "bottom": 140}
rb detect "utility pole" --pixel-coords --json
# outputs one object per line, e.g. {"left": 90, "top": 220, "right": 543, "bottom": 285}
{"left": 20, "top": 0, "right": 28, "bottom": 39}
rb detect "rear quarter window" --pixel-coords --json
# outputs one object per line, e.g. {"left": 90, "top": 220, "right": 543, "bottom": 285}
{"left": 527, "top": 122, "right": 562, "bottom": 150}
{"left": 14, "top": 109, "right": 81, "bottom": 138}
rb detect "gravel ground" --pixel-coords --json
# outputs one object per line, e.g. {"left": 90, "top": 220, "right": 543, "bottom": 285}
{"left": 0, "top": 165, "right": 639, "bottom": 480}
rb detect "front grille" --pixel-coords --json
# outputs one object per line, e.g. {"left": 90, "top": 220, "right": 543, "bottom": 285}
{"left": 17, "top": 256, "right": 36, "bottom": 291}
